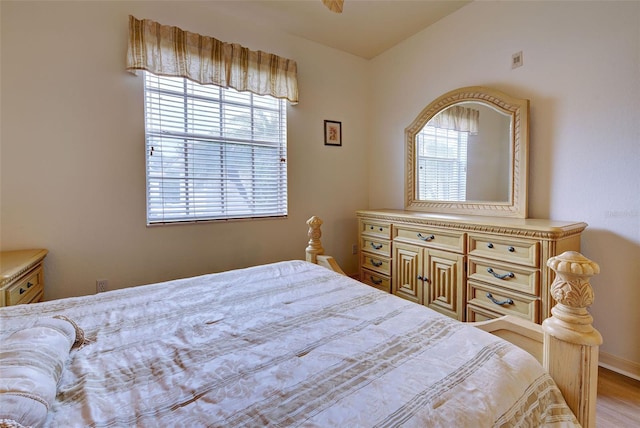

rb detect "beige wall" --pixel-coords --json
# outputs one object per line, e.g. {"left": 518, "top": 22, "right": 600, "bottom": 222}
{"left": 369, "top": 1, "right": 640, "bottom": 372}
{"left": 0, "top": 1, "right": 370, "bottom": 297}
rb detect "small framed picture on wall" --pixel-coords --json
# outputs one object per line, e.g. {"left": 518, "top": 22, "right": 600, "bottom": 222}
{"left": 324, "top": 120, "right": 342, "bottom": 146}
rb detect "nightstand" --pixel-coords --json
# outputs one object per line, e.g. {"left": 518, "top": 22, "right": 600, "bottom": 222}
{"left": 0, "top": 249, "right": 48, "bottom": 307}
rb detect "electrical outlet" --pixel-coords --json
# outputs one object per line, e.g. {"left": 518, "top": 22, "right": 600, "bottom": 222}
{"left": 512, "top": 51, "right": 523, "bottom": 69}
{"left": 352, "top": 244, "right": 358, "bottom": 255}
{"left": 96, "top": 279, "right": 109, "bottom": 293}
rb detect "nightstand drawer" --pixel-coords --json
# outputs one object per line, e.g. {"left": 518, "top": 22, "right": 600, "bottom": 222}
{"left": 360, "top": 220, "right": 391, "bottom": 239}
{"left": 468, "top": 258, "right": 539, "bottom": 295}
{"left": 1, "top": 249, "right": 48, "bottom": 307}
{"left": 6, "top": 266, "right": 43, "bottom": 306}
{"left": 467, "top": 280, "right": 539, "bottom": 322}
{"left": 360, "top": 268, "right": 391, "bottom": 293}
{"left": 468, "top": 235, "right": 539, "bottom": 267}
{"left": 394, "top": 226, "right": 465, "bottom": 253}
{"left": 361, "top": 237, "right": 391, "bottom": 257}
{"left": 360, "top": 253, "right": 391, "bottom": 275}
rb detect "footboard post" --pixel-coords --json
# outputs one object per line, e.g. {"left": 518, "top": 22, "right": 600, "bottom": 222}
{"left": 543, "top": 251, "right": 602, "bottom": 428}
{"left": 306, "top": 216, "right": 325, "bottom": 264}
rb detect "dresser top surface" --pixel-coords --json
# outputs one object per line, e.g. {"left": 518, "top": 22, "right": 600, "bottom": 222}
{"left": 357, "top": 209, "right": 587, "bottom": 234}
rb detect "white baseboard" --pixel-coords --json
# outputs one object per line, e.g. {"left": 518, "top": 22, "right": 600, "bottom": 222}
{"left": 599, "top": 351, "right": 640, "bottom": 381}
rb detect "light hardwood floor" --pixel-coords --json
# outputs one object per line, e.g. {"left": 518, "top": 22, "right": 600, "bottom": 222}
{"left": 596, "top": 367, "right": 640, "bottom": 427}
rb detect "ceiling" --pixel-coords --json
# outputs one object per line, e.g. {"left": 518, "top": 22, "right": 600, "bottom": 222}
{"left": 207, "top": 1, "right": 472, "bottom": 59}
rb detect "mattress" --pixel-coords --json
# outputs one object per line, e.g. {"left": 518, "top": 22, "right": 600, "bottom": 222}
{"left": 0, "top": 260, "right": 578, "bottom": 427}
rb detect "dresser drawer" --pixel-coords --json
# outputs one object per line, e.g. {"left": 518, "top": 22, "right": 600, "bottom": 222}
{"left": 468, "top": 235, "right": 539, "bottom": 267}
{"left": 360, "top": 268, "right": 391, "bottom": 293}
{"left": 360, "top": 253, "right": 391, "bottom": 275}
{"left": 361, "top": 237, "right": 391, "bottom": 257}
{"left": 6, "top": 266, "right": 43, "bottom": 306}
{"left": 466, "top": 304, "right": 503, "bottom": 322}
{"left": 360, "top": 220, "right": 391, "bottom": 240}
{"left": 467, "top": 280, "right": 539, "bottom": 322}
{"left": 394, "top": 225, "right": 465, "bottom": 253}
{"left": 468, "top": 258, "right": 539, "bottom": 295}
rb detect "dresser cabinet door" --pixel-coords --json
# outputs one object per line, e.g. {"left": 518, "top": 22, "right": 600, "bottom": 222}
{"left": 393, "top": 243, "right": 465, "bottom": 320}
{"left": 392, "top": 242, "right": 423, "bottom": 304}
{"left": 424, "top": 249, "right": 465, "bottom": 321}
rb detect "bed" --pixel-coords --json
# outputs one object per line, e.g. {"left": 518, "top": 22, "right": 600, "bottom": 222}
{"left": 0, "top": 217, "right": 601, "bottom": 428}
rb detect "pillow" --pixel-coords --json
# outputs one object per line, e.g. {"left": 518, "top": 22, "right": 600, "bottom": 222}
{"left": 0, "top": 317, "right": 80, "bottom": 428}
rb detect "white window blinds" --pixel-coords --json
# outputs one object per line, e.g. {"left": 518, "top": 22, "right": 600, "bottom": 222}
{"left": 416, "top": 126, "right": 468, "bottom": 201}
{"left": 144, "top": 72, "right": 288, "bottom": 224}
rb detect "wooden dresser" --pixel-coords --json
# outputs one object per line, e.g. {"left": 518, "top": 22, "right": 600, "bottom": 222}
{"left": 0, "top": 249, "right": 48, "bottom": 307}
{"left": 357, "top": 210, "right": 586, "bottom": 323}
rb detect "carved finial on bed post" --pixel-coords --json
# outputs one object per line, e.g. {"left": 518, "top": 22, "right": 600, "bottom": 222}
{"left": 543, "top": 251, "right": 602, "bottom": 428}
{"left": 306, "top": 216, "right": 325, "bottom": 264}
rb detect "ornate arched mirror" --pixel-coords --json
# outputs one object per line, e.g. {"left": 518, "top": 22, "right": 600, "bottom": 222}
{"left": 405, "top": 86, "right": 530, "bottom": 218}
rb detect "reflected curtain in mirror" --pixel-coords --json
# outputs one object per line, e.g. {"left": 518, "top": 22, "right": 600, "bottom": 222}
{"left": 429, "top": 106, "right": 479, "bottom": 134}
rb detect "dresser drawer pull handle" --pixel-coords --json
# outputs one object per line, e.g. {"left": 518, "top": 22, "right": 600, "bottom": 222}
{"left": 487, "top": 243, "right": 494, "bottom": 248}
{"left": 370, "top": 242, "right": 383, "bottom": 250}
{"left": 508, "top": 246, "right": 515, "bottom": 252}
{"left": 370, "top": 276, "right": 383, "bottom": 285}
{"left": 27, "top": 282, "right": 33, "bottom": 288}
{"left": 417, "top": 233, "right": 435, "bottom": 241}
{"left": 487, "top": 268, "right": 515, "bottom": 280}
{"left": 19, "top": 288, "right": 26, "bottom": 295}
{"left": 370, "top": 259, "right": 383, "bottom": 267}
{"left": 486, "top": 293, "right": 514, "bottom": 306}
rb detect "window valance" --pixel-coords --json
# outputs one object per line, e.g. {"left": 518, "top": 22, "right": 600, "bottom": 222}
{"left": 126, "top": 16, "right": 299, "bottom": 104}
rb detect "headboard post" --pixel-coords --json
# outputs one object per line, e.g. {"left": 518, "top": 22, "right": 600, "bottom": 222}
{"left": 305, "top": 216, "right": 325, "bottom": 264}
{"left": 543, "top": 251, "right": 602, "bottom": 428}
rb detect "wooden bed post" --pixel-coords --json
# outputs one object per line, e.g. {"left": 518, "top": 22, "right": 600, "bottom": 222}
{"left": 543, "top": 251, "right": 602, "bottom": 428}
{"left": 305, "top": 216, "right": 346, "bottom": 275}
{"left": 306, "top": 216, "right": 325, "bottom": 264}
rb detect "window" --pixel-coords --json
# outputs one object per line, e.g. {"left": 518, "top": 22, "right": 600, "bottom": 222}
{"left": 416, "top": 126, "right": 468, "bottom": 201}
{"left": 144, "top": 72, "right": 288, "bottom": 224}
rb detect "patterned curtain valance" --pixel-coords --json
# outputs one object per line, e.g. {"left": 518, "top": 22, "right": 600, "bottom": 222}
{"left": 126, "top": 16, "right": 299, "bottom": 104}
{"left": 430, "top": 106, "right": 479, "bottom": 134}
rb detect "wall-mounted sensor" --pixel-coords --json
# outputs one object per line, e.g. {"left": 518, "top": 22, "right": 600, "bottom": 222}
{"left": 512, "top": 51, "right": 523, "bottom": 69}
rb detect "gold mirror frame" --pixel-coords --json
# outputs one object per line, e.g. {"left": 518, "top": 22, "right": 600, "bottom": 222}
{"left": 405, "top": 86, "right": 530, "bottom": 218}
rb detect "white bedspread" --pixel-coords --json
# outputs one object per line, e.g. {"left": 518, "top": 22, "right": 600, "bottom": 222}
{"left": 0, "top": 261, "right": 578, "bottom": 427}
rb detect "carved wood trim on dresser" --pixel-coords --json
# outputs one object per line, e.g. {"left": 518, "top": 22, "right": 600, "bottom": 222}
{"left": 357, "top": 210, "right": 586, "bottom": 323}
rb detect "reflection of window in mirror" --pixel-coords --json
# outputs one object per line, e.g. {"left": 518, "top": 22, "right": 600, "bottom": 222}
{"left": 416, "top": 104, "right": 479, "bottom": 201}
{"left": 416, "top": 126, "right": 468, "bottom": 201}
